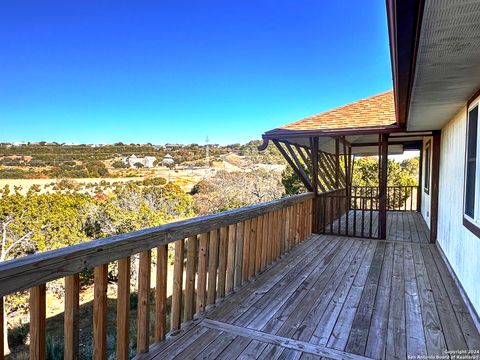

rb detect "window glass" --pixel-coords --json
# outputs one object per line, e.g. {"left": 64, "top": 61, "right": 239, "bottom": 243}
{"left": 465, "top": 106, "right": 478, "bottom": 218}
{"left": 424, "top": 143, "right": 431, "bottom": 194}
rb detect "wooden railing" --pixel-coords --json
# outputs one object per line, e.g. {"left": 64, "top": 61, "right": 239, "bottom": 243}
{"left": 0, "top": 193, "right": 314, "bottom": 360}
{"left": 352, "top": 185, "right": 419, "bottom": 211}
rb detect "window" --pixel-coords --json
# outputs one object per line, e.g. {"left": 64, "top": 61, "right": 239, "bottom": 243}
{"left": 465, "top": 105, "right": 479, "bottom": 222}
{"left": 424, "top": 141, "right": 431, "bottom": 194}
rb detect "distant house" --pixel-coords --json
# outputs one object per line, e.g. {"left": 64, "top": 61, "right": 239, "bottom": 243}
{"left": 162, "top": 154, "right": 174, "bottom": 166}
{"left": 143, "top": 156, "right": 157, "bottom": 168}
{"left": 165, "top": 143, "right": 183, "bottom": 150}
{"left": 122, "top": 154, "right": 157, "bottom": 168}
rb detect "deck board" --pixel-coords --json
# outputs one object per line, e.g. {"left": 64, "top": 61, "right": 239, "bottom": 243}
{"left": 141, "top": 230, "right": 479, "bottom": 360}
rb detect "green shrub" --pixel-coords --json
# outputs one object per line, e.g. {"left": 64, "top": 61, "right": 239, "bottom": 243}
{"left": 46, "top": 336, "right": 64, "bottom": 360}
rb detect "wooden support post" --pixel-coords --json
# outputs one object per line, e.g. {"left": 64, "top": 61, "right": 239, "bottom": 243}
{"left": 430, "top": 130, "right": 441, "bottom": 243}
{"left": 417, "top": 142, "right": 423, "bottom": 212}
{"left": 310, "top": 137, "right": 320, "bottom": 232}
{"left": 137, "top": 250, "right": 151, "bottom": 354}
{"left": 335, "top": 139, "right": 340, "bottom": 189}
{"left": 378, "top": 133, "right": 388, "bottom": 239}
{"left": 93, "top": 264, "right": 108, "bottom": 360}
{"left": 30, "top": 284, "right": 46, "bottom": 360}
{"left": 117, "top": 258, "right": 130, "bottom": 360}
{"left": 155, "top": 245, "right": 167, "bottom": 341}
{"left": 64, "top": 274, "right": 80, "bottom": 360}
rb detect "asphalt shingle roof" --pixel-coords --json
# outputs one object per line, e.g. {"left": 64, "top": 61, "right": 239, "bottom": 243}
{"left": 278, "top": 90, "right": 396, "bottom": 131}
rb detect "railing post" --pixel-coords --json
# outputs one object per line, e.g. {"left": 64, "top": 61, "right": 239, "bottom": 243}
{"left": 378, "top": 133, "right": 388, "bottom": 239}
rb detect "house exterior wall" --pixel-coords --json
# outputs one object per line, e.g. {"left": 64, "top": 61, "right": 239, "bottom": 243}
{"left": 421, "top": 136, "right": 432, "bottom": 228}
{"left": 437, "top": 106, "right": 480, "bottom": 314}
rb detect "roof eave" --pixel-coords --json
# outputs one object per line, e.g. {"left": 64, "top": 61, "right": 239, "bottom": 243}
{"left": 386, "top": 0, "right": 425, "bottom": 129}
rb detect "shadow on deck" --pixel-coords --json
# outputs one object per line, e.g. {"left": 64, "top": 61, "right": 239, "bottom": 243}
{"left": 141, "top": 235, "right": 480, "bottom": 359}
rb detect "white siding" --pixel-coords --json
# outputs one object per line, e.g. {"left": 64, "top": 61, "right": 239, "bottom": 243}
{"left": 421, "top": 137, "right": 432, "bottom": 227}
{"left": 438, "top": 107, "right": 480, "bottom": 314}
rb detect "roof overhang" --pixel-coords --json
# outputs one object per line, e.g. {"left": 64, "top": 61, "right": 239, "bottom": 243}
{"left": 388, "top": 0, "right": 480, "bottom": 131}
{"left": 386, "top": 0, "right": 425, "bottom": 128}
{"left": 261, "top": 129, "right": 431, "bottom": 156}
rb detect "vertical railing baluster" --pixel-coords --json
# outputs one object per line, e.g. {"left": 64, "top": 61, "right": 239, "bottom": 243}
{"left": 137, "top": 250, "right": 151, "bottom": 354}
{"left": 184, "top": 236, "right": 196, "bottom": 321}
{"left": 196, "top": 232, "right": 208, "bottom": 314}
{"left": 30, "top": 284, "right": 46, "bottom": 360}
{"left": 117, "top": 258, "right": 130, "bottom": 359}
{"left": 217, "top": 227, "right": 228, "bottom": 298}
{"left": 93, "top": 264, "right": 108, "bottom": 360}
{"left": 65, "top": 274, "right": 80, "bottom": 360}
{"left": 155, "top": 245, "right": 167, "bottom": 341}
{"left": 226, "top": 224, "right": 236, "bottom": 293}
{"left": 207, "top": 229, "right": 219, "bottom": 306}
{"left": 171, "top": 239, "right": 184, "bottom": 331}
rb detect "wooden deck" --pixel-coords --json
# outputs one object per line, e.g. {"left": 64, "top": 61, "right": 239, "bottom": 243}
{"left": 325, "top": 211, "right": 430, "bottom": 243}
{"left": 143, "top": 234, "right": 480, "bottom": 359}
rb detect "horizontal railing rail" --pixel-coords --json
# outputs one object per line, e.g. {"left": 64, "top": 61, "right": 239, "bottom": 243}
{"left": 0, "top": 192, "right": 314, "bottom": 359}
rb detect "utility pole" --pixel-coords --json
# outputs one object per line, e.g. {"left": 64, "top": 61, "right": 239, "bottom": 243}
{"left": 205, "top": 136, "right": 210, "bottom": 168}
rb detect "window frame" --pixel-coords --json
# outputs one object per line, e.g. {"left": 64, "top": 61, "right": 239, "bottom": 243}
{"left": 463, "top": 98, "right": 480, "bottom": 238}
{"left": 424, "top": 140, "right": 431, "bottom": 194}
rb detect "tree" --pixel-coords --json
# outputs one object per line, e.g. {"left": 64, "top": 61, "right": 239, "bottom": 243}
{"left": 193, "top": 169, "right": 284, "bottom": 215}
{"left": 1, "top": 219, "right": 35, "bottom": 356}
{"left": 281, "top": 165, "right": 305, "bottom": 195}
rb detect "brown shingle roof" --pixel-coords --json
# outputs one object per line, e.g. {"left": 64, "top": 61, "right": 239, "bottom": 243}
{"left": 278, "top": 90, "right": 395, "bottom": 131}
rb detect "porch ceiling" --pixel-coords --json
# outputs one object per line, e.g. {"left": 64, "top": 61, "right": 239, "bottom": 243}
{"left": 407, "top": 0, "right": 480, "bottom": 130}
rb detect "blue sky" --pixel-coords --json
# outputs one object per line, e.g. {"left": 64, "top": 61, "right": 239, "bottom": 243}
{"left": 0, "top": 1, "right": 392, "bottom": 145}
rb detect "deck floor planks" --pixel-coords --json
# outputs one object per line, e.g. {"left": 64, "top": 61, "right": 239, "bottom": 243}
{"left": 420, "top": 244, "right": 469, "bottom": 351}
{"left": 324, "top": 211, "right": 429, "bottom": 243}
{"left": 364, "top": 242, "right": 394, "bottom": 359}
{"left": 224, "top": 238, "right": 359, "bottom": 358}
{"left": 202, "top": 237, "right": 347, "bottom": 356}
{"left": 404, "top": 243, "right": 427, "bottom": 356}
{"left": 344, "top": 242, "right": 386, "bottom": 355}
{"left": 141, "top": 232, "right": 479, "bottom": 360}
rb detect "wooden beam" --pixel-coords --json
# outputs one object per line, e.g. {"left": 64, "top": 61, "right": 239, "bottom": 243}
{"left": 379, "top": 134, "right": 389, "bottom": 239}
{"left": 284, "top": 142, "right": 314, "bottom": 191}
{"left": 303, "top": 146, "right": 328, "bottom": 191}
{"left": 201, "top": 319, "right": 372, "bottom": 360}
{"left": 263, "top": 124, "right": 404, "bottom": 139}
{"left": 273, "top": 140, "right": 313, "bottom": 191}
{"left": 430, "top": 130, "right": 441, "bottom": 243}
